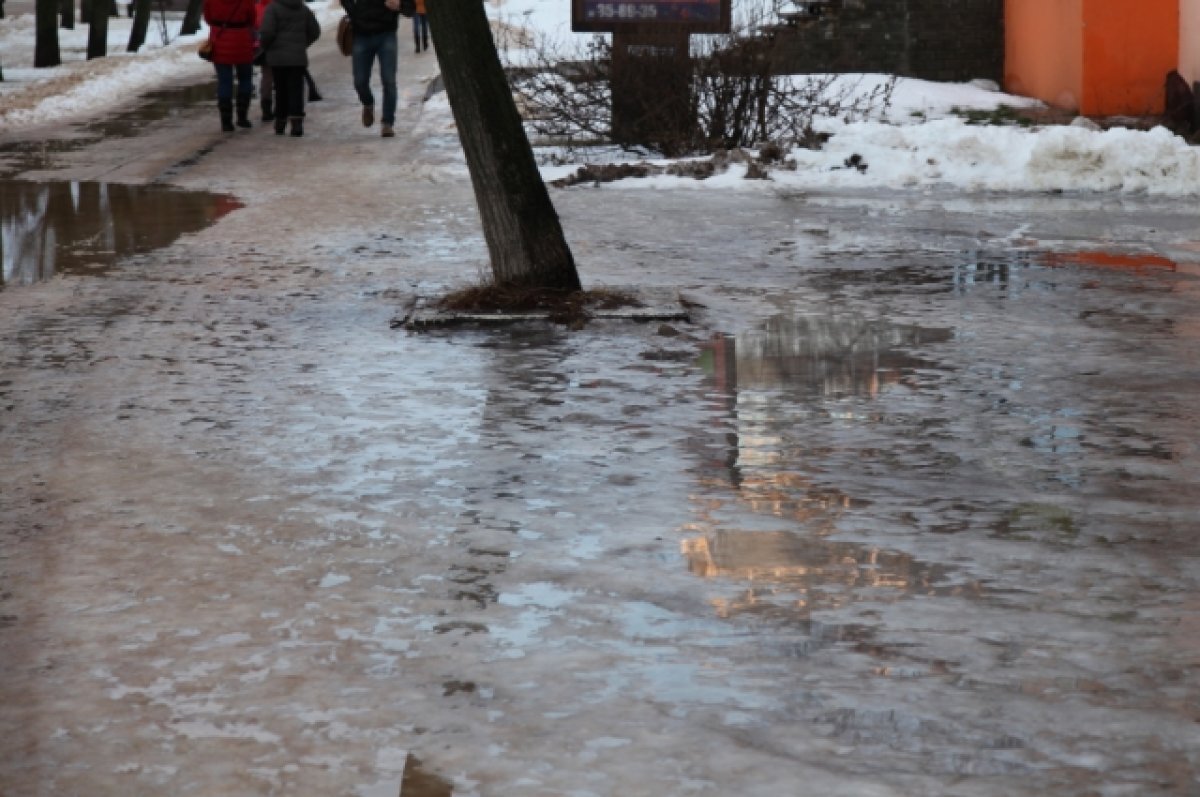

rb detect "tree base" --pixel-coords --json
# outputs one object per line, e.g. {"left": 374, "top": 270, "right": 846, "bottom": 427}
{"left": 392, "top": 285, "right": 695, "bottom": 330}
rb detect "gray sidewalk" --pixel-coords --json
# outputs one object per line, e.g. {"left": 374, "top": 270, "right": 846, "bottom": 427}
{"left": 2, "top": 33, "right": 1200, "bottom": 796}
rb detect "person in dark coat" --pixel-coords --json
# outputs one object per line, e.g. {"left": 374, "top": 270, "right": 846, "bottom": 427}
{"left": 258, "top": 0, "right": 321, "bottom": 137}
{"left": 203, "top": 0, "right": 257, "bottom": 131}
{"left": 341, "top": 0, "right": 401, "bottom": 137}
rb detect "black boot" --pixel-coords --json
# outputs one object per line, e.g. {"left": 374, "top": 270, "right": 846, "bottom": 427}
{"left": 261, "top": 96, "right": 275, "bottom": 122}
{"left": 274, "top": 114, "right": 287, "bottom": 135}
{"left": 305, "top": 70, "right": 322, "bottom": 102}
{"left": 414, "top": 33, "right": 421, "bottom": 53}
{"left": 423, "top": 34, "right": 429, "bottom": 51}
{"left": 289, "top": 116, "right": 304, "bottom": 137}
{"left": 218, "top": 99, "right": 234, "bottom": 132}
{"left": 235, "top": 95, "right": 253, "bottom": 129}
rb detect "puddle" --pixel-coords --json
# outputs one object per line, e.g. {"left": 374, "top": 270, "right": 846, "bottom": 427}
{"left": 1, "top": 179, "right": 242, "bottom": 289}
{"left": 681, "top": 530, "right": 971, "bottom": 621}
{"left": 686, "top": 315, "right": 969, "bottom": 627}
{"left": 699, "top": 314, "right": 952, "bottom": 399}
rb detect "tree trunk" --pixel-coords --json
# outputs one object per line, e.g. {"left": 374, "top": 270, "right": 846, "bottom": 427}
{"left": 425, "top": 0, "right": 581, "bottom": 291}
{"left": 81, "top": 0, "right": 91, "bottom": 25}
{"left": 86, "top": 0, "right": 108, "bottom": 59}
{"left": 127, "top": 0, "right": 151, "bottom": 51}
{"left": 179, "top": 0, "right": 202, "bottom": 37}
{"left": 60, "top": 0, "right": 75, "bottom": 29}
{"left": 35, "top": 0, "right": 62, "bottom": 66}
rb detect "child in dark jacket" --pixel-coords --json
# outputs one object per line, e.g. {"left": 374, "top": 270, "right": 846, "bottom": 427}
{"left": 258, "top": 0, "right": 320, "bottom": 136}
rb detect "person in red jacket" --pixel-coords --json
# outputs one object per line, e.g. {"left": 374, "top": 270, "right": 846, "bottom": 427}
{"left": 204, "top": 0, "right": 256, "bottom": 131}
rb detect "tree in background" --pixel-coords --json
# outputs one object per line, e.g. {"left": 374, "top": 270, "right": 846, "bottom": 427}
{"left": 35, "top": 0, "right": 62, "bottom": 66}
{"left": 60, "top": 0, "right": 75, "bottom": 29}
{"left": 86, "top": 0, "right": 108, "bottom": 58}
{"left": 127, "top": 0, "right": 152, "bottom": 51}
{"left": 180, "top": 0, "right": 202, "bottom": 37}
{"left": 424, "top": 0, "right": 581, "bottom": 292}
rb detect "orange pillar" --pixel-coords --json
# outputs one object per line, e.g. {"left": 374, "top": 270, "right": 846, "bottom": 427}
{"left": 1005, "top": 0, "right": 1180, "bottom": 116}
{"left": 1005, "top": 0, "right": 1084, "bottom": 111}
{"left": 1080, "top": 0, "right": 1179, "bottom": 115}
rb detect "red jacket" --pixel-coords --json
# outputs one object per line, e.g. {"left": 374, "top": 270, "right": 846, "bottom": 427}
{"left": 254, "top": 0, "right": 271, "bottom": 30}
{"left": 204, "top": 0, "right": 256, "bottom": 65}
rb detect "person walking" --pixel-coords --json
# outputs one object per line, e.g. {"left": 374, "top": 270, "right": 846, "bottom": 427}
{"left": 203, "top": 0, "right": 256, "bottom": 132}
{"left": 412, "top": 0, "right": 428, "bottom": 54}
{"left": 258, "top": 0, "right": 320, "bottom": 137}
{"left": 255, "top": 0, "right": 320, "bottom": 121}
{"left": 254, "top": 0, "right": 275, "bottom": 122}
{"left": 341, "top": 0, "right": 401, "bottom": 137}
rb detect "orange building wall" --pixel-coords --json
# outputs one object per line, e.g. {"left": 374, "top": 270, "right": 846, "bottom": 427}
{"left": 1005, "top": 0, "right": 1181, "bottom": 116}
{"left": 1080, "top": 0, "right": 1179, "bottom": 115}
{"left": 1182, "top": 0, "right": 1200, "bottom": 85}
{"left": 1005, "top": 0, "right": 1084, "bottom": 110}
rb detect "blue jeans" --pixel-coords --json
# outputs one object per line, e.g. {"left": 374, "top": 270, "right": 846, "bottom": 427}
{"left": 351, "top": 30, "right": 398, "bottom": 125}
{"left": 215, "top": 62, "right": 254, "bottom": 102}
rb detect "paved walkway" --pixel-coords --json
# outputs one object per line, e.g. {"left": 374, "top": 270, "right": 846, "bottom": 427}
{"left": 2, "top": 25, "right": 1200, "bottom": 796}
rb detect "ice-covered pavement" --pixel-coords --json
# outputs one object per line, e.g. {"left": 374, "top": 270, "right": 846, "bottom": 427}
{"left": 2, "top": 42, "right": 1200, "bottom": 797}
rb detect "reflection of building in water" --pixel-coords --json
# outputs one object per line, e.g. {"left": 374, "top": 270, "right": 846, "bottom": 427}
{"left": 692, "top": 314, "right": 949, "bottom": 520}
{"left": 688, "top": 314, "right": 962, "bottom": 621}
{"left": 728, "top": 314, "right": 950, "bottom": 398}
{"left": 0, "top": 180, "right": 241, "bottom": 289}
{"left": 681, "top": 530, "right": 969, "bottom": 619}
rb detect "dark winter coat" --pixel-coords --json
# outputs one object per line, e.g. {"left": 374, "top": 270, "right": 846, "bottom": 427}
{"left": 341, "top": 0, "right": 399, "bottom": 37}
{"left": 259, "top": 0, "right": 321, "bottom": 68}
{"left": 203, "top": 0, "right": 256, "bottom": 65}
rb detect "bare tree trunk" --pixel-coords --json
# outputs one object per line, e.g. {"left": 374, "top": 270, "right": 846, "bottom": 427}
{"left": 127, "top": 0, "right": 151, "bottom": 51}
{"left": 60, "top": 0, "right": 75, "bottom": 29}
{"left": 86, "top": 0, "right": 108, "bottom": 59}
{"left": 425, "top": 0, "right": 581, "bottom": 291}
{"left": 179, "top": 0, "right": 202, "bottom": 37}
{"left": 35, "top": 0, "right": 62, "bottom": 66}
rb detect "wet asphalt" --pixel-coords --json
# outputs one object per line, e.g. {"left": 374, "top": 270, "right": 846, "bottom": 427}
{"left": 2, "top": 34, "right": 1200, "bottom": 797}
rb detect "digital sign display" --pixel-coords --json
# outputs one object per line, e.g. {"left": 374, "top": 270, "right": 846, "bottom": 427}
{"left": 572, "top": 0, "right": 730, "bottom": 33}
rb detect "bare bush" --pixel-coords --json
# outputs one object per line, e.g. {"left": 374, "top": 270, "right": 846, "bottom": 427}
{"left": 496, "top": 1, "right": 896, "bottom": 158}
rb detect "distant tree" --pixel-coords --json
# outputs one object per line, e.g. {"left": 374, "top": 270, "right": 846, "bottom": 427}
{"left": 81, "top": 0, "right": 91, "bottom": 24}
{"left": 86, "top": 0, "right": 109, "bottom": 58}
{"left": 180, "top": 0, "right": 202, "bottom": 36}
{"left": 60, "top": 0, "right": 75, "bottom": 29}
{"left": 127, "top": 0, "right": 151, "bottom": 50}
{"left": 35, "top": 0, "right": 62, "bottom": 66}
{"left": 424, "top": 0, "right": 581, "bottom": 291}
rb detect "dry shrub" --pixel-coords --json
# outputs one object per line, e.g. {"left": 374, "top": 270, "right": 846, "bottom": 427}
{"left": 497, "top": 0, "right": 894, "bottom": 158}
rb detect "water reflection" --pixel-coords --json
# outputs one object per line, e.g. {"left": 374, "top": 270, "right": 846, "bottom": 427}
{"left": 1, "top": 180, "right": 241, "bottom": 289}
{"left": 687, "top": 314, "right": 962, "bottom": 622}
{"left": 682, "top": 530, "right": 970, "bottom": 619}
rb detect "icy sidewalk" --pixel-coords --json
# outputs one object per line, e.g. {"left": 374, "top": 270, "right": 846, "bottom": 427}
{"left": 2, "top": 41, "right": 1200, "bottom": 796}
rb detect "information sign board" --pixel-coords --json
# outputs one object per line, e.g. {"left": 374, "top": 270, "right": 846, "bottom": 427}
{"left": 572, "top": 0, "right": 730, "bottom": 33}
